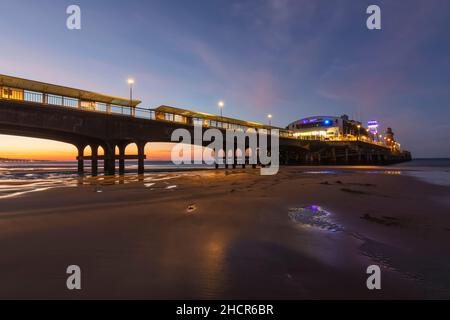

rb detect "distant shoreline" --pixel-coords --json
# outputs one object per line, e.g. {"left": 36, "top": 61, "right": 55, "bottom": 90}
{"left": 0, "top": 158, "right": 50, "bottom": 163}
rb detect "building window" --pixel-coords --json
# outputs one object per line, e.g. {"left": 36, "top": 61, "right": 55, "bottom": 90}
{"left": 1, "top": 87, "right": 23, "bottom": 100}
{"left": 193, "top": 117, "right": 203, "bottom": 126}
{"left": 165, "top": 113, "right": 174, "bottom": 121}
{"left": 80, "top": 101, "right": 96, "bottom": 110}
{"left": 174, "top": 114, "right": 184, "bottom": 123}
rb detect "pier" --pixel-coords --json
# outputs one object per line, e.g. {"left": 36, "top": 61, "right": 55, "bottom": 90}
{"left": 0, "top": 74, "right": 411, "bottom": 176}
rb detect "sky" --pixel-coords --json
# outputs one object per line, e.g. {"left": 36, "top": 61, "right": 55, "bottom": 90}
{"left": 0, "top": 0, "right": 449, "bottom": 159}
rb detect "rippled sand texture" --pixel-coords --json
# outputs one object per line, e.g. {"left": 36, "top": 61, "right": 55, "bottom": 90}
{"left": 0, "top": 167, "right": 449, "bottom": 299}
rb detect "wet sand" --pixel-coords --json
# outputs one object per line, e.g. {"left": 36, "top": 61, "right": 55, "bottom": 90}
{"left": 0, "top": 167, "right": 450, "bottom": 299}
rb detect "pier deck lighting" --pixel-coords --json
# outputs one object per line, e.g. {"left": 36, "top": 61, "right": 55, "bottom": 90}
{"left": 218, "top": 101, "right": 225, "bottom": 118}
{"left": 127, "top": 78, "right": 135, "bottom": 114}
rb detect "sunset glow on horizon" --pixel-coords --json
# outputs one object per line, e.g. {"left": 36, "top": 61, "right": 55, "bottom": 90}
{"left": 0, "top": 135, "right": 175, "bottom": 161}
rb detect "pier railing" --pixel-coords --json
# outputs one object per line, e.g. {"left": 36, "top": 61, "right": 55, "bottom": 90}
{"left": 1, "top": 86, "right": 156, "bottom": 120}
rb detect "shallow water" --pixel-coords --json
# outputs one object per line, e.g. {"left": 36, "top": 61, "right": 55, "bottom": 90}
{"left": 0, "top": 161, "right": 209, "bottom": 199}
{"left": 391, "top": 158, "right": 450, "bottom": 187}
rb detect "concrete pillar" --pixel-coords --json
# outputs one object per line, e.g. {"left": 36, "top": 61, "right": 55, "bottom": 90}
{"left": 118, "top": 144, "right": 126, "bottom": 175}
{"left": 77, "top": 146, "right": 84, "bottom": 175}
{"left": 345, "top": 148, "right": 349, "bottom": 163}
{"left": 230, "top": 148, "right": 236, "bottom": 169}
{"left": 331, "top": 148, "right": 337, "bottom": 163}
{"left": 104, "top": 144, "right": 115, "bottom": 176}
{"left": 91, "top": 145, "right": 98, "bottom": 176}
{"left": 137, "top": 142, "right": 145, "bottom": 175}
{"left": 214, "top": 149, "right": 219, "bottom": 169}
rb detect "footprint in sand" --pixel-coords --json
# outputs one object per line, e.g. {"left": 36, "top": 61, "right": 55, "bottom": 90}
{"left": 187, "top": 204, "right": 197, "bottom": 213}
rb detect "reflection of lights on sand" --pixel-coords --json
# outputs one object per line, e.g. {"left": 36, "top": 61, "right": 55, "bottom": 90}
{"left": 384, "top": 171, "right": 402, "bottom": 175}
{"left": 144, "top": 183, "right": 155, "bottom": 188}
{"left": 166, "top": 185, "right": 177, "bottom": 189}
{"left": 207, "top": 241, "right": 223, "bottom": 255}
{"left": 288, "top": 205, "right": 342, "bottom": 232}
{"left": 305, "top": 171, "right": 336, "bottom": 175}
{"left": 201, "top": 234, "right": 226, "bottom": 298}
{"left": 366, "top": 170, "right": 402, "bottom": 175}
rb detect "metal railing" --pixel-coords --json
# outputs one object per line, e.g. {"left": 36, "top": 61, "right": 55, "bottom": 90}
{"left": 0, "top": 86, "right": 156, "bottom": 121}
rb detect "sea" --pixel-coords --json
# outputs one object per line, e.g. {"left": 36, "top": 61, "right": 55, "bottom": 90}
{"left": 0, "top": 159, "right": 449, "bottom": 199}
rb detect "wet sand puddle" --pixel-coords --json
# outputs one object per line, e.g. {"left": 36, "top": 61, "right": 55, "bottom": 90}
{"left": 288, "top": 205, "right": 343, "bottom": 232}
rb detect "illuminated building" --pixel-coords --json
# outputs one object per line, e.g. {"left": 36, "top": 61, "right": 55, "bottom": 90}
{"left": 286, "top": 115, "right": 367, "bottom": 141}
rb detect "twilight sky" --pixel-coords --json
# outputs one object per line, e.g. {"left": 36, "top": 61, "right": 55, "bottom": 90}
{"left": 0, "top": 0, "right": 449, "bottom": 159}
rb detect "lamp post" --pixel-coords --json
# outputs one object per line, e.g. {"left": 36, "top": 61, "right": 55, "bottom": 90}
{"left": 218, "top": 101, "right": 225, "bottom": 119}
{"left": 268, "top": 114, "right": 272, "bottom": 126}
{"left": 357, "top": 124, "right": 361, "bottom": 141}
{"left": 128, "top": 78, "right": 135, "bottom": 116}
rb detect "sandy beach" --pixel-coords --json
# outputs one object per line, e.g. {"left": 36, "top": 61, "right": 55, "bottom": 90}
{"left": 0, "top": 166, "right": 449, "bottom": 299}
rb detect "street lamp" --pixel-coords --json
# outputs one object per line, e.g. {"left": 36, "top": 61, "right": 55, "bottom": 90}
{"left": 268, "top": 114, "right": 272, "bottom": 126}
{"left": 218, "top": 101, "right": 225, "bottom": 118}
{"left": 357, "top": 124, "right": 361, "bottom": 141}
{"left": 128, "top": 78, "right": 135, "bottom": 115}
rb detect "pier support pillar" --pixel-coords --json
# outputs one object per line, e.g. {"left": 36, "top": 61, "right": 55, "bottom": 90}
{"left": 331, "top": 148, "right": 337, "bottom": 163}
{"left": 118, "top": 143, "right": 126, "bottom": 175}
{"left": 137, "top": 142, "right": 146, "bottom": 175}
{"left": 345, "top": 148, "right": 349, "bottom": 163}
{"left": 77, "top": 145, "right": 84, "bottom": 175}
{"left": 91, "top": 145, "right": 98, "bottom": 176}
{"left": 104, "top": 144, "right": 116, "bottom": 176}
